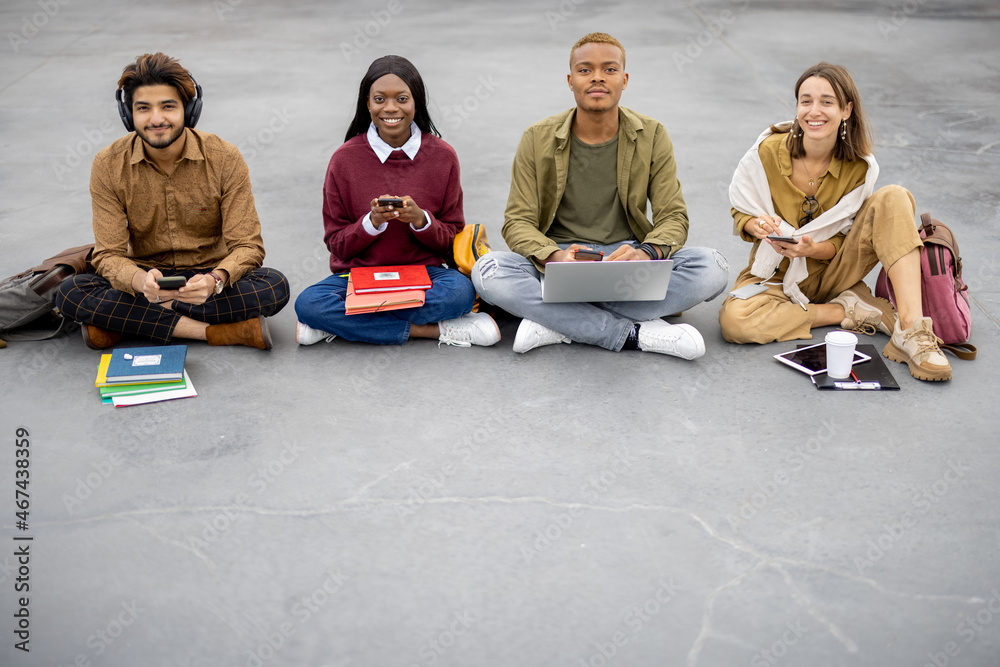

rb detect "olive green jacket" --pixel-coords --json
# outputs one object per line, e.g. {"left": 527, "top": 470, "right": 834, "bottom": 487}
{"left": 501, "top": 106, "right": 689, "bottom": 268}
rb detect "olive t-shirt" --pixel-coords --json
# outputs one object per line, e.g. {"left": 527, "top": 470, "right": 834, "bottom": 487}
{"left": 547, "top": 132, "right": 632, "bottom": 245}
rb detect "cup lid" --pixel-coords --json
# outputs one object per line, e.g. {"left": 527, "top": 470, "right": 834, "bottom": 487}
{"left": 825, "top": 330, "right": 858, "bottom": 345}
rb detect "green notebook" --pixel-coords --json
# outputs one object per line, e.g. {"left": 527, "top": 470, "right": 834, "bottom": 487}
{"left": 99, "top": 375, "right": 188, "bottom": 399}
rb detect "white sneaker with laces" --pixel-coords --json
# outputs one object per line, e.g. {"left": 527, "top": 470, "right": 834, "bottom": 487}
{"left": 512, "top": 319, "right": 571, "bottom": 354}
{"left": 438, "top": 312, "right": 500, "bottom": 347}
{"left": 296, "top": 321, "right": 336, "bottom": 346}
{"left": 636, "top": 320, "right": 705, "bottom": 360}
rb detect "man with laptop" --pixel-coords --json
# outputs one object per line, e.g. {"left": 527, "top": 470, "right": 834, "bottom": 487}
{"left": 471, "top": 32, "right": 728, "bottom": 358}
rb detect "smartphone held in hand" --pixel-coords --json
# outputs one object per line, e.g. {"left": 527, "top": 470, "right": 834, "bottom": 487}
{"left": 573, "top": 248, "right": 604, "bottom": 261}
{"left": 156, "top": 276, "right": 187, "bottom": 289}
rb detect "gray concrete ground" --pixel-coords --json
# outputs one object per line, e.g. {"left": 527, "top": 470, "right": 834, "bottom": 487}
{"left": 2, "top": 1, "right": 999, "bottom": 666}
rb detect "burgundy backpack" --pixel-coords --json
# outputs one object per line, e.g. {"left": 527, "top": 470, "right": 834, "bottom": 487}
{"left": 875, "top": 213, "right": 976, "bottom": 359}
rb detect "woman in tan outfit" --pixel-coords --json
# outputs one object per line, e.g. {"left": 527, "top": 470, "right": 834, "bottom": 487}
{"left": 718, "top": 62, "right": 951, "bottom": 381}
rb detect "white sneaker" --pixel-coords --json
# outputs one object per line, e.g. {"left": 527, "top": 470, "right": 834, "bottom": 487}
{"left": 512, "top": 319, "right": 571, "bottom": 354}
{"left": 438, "top": 312, "right": 501, "bottom": 347}
{"left": 636, "top": 320, "right": 705, "bottom": 360}
{"left": 296, "top": 321, "right": 336, "bottom": 346}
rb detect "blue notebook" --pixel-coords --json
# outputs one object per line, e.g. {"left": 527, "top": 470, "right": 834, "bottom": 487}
{"left": 105, "top": 345, "right": 187, "bottom": 384}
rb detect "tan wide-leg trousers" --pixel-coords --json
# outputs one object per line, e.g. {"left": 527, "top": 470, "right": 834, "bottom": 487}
{"left": 719, "top": 185, "right": 923, "bottom": 344}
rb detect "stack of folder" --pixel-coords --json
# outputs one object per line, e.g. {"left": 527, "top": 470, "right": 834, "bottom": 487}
{"left": 345, "top": 265, "right": 432, "bottom": 315}
{"left": 95, "top": 345, "right": 197, "bottom": 407}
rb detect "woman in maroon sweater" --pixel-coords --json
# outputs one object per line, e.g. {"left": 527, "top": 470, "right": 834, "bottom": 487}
{"left": 294, "top": 55, "right": 500, "bottom": 347}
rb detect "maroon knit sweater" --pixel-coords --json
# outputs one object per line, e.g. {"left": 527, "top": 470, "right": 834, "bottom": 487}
{"left": 322, "top": 133, "right": 465, "bottom": 273}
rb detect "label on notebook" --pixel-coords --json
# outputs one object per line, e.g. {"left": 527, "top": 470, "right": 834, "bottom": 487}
{"left": 132, "top": 354, "right": 162, "bottom": 367}
{"left": 374, "top": 272, "right": 400, "bottom": 281}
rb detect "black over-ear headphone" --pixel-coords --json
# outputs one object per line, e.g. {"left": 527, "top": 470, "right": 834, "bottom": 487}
{"left": 116, "top": 72, "right": 203, "bottom": 132}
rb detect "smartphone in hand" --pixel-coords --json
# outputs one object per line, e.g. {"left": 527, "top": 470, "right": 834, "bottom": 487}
{"left": 377, "top": 197, "right": 405, "bottom": 208}
{"left": 767, "top": 235, "right": 799, "bottom": 244}
{"left": 573, "top": 248, "right": 604, "bottom": 261}
{"left": 156, "top": 276, "right": 187, "bottom": 289}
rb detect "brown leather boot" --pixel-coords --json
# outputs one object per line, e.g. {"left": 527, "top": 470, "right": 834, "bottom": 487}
{"left": 205, "top": 316, "right": 273, "bottom": 350}
{"left": 82, "top": 324, "right": 124, "bottom": 350}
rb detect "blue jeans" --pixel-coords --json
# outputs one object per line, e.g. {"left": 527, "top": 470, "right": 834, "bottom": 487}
{"left": 472, "top": 243, "right": 729, "bottom": 351}
{"left": 294, "top": 265, "right": 475, "bottom": 345}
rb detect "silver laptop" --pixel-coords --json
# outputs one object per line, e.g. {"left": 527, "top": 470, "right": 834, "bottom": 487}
{"left": 540, "top": 259, "right": 673, "bottom": 303}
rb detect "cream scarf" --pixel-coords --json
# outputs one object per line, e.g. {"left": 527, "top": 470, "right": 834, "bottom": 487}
{"left": 729, "top": 125, "right": 878, "bottom": 305}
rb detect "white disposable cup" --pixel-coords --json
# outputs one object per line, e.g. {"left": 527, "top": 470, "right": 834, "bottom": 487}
{"left": 825, "top": 330, "right": 858, "bottom": 379}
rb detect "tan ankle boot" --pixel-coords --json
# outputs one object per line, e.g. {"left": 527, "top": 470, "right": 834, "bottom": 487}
{"left": 205, "top": 316, "right": 273, "bottom": 350}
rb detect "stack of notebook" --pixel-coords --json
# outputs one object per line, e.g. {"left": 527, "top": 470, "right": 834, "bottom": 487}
{"left": 94, "top": 345, "right": 197, "bottom": 407}
{"left": 345, "top": 265, "right": 432, "bottom": 315}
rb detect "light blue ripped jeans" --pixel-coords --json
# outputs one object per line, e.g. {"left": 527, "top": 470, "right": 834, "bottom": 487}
{"left": 472, "top": 243, "right": 729, "bottom": 351}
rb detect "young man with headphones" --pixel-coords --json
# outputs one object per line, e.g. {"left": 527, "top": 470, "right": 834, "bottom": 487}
{"left": 56, "top": 52, "right": 289, "bottom": 350}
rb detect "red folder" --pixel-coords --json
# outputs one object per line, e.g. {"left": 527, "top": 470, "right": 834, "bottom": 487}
{"left": 345, "top": 277, "right": 426, "bottom": 315}
{"left": 350, "top": 265, "right": 432, "bottom": 293}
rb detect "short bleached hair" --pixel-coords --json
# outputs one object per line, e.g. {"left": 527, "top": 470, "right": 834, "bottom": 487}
{"left": 569, "top": 32, "right": 626, "bottom": 69}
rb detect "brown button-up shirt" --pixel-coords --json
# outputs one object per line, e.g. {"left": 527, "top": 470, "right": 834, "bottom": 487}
{"left": 90, "top": 128, "right": 266, "bottom": 293}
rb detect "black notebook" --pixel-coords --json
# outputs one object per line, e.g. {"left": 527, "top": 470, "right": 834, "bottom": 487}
{"left": 811, "top": 344, "right": 900, "bottom": 390}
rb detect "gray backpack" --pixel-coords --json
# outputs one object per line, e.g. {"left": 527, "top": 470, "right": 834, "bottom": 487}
{"left": 0, "top": 244, "right": 94, "bottom": 343}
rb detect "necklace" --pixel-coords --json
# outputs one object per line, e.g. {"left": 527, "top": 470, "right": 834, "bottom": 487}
{"left": 800, "top": 158, "right": 830, "bottom": 188}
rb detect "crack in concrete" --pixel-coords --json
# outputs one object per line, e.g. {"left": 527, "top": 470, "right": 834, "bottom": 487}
{"left": 126, "top": 516, "right": 217, "bottom": 577}
{"left": 32, "top": 492, "right": 987, "bottom": 664}
{"left": 686, "top": 562, "right": 766, "bottom": 667}
{"left": 348, "top": 459, "right": 417, "bottom": 499}
{"left": 774, "top": 562, "right": 858, "bottom": 653}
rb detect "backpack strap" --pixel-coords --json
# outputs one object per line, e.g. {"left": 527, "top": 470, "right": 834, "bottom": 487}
{"left": 30, "top": 265, "right": 75, "bottom": 296}
{"left": 919, "top": 213, "right": 966, "bottom": 292}
{"left": 920, "top": 212, "right": 934, "bottom": 236}
{"left": 941, "top": 342, "right": 977, "bottom": 361}
{"left": 24, "top": 244, "right": 94, "bottom": 296}
{"left": 30, "top": 243, "right": 94, "bottom": 275}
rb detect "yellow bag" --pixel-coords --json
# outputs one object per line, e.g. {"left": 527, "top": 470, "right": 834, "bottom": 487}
{"left": 450, "top": 224, "right": 492, "bottom": 313}
{"left": 451, "top": 223, "right": 492, "bottom": 276}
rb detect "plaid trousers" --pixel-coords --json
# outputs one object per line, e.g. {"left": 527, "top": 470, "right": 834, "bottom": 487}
{"left": 56, "top": 267, "right": 289, "bottom": 344}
